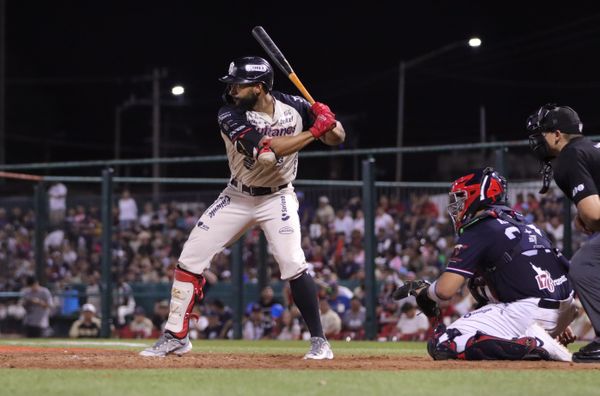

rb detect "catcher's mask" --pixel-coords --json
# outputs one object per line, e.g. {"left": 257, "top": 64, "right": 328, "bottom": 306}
{"left": 526, "top": 103, "right": 582, "bottom": 193}
{"left": 448, "top": 167, "right": 508, "bottom": 233}
{"left": 526, "top": 103, "right": 582, "bottom": 163}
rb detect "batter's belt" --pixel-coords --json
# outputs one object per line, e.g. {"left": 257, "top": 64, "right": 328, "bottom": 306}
{"left": 230, "top": 178, "right": 288, "bottom": 196}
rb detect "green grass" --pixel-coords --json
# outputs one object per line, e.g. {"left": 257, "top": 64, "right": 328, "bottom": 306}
{"left": 0, "top": 339, "right": 598, "bottom": 396}
{"left": 2, "top": 369, "right": 599, "bottom": 396}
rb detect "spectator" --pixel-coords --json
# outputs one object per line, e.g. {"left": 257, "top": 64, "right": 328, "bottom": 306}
{"left": 20, "top": 276, "right": 53, "bottom": 337}
{"left": 127, "top": 306, "right": 154, "bottom": 338}
{"left": 114, "top": 277, "right": 136, "bottom": 327}
{"left": 342, "top": 297, "right": 366, "bottom": 340}
{"left": 545, "top": 215, "right": 564, "bottom": 250}
{"left": 118, "top": 189, "right": 138, "bottom": 231}
{"left": 395, "top": 302, "right": 430, "bottom": 341}
{"left": 243, "top": 303, "right": 268, "bottom": 340}
{"left": 47, "top": 182, "right": 67, "bottom": 227}
{"left": 208, "top": 298, "right": 233, "bottom": 339}
{"left": 374, "top": 206, "right": 395, "bottom": 237}
{"left": 85, "top": 272, "right": 101, "bottom": 315}
{"left": 326, "top": 282, "right": 351, "bottom": 316}
{"left": 333, "top": 209, "right": 354, "bottom": 242}
{"left": 151, "top": 300, "right": 170, "bottom": 332}
{"left": 201, "top": 311, "right": 225, "bottom": 340}
{"left": 254, "top": 285, "right": 282, "bottom": 338}
{"left": 315, "top": 196, "right": 335, "bottom": 225}
{"left": 319, "top": 299, "right": 341, "bottom": 339}
{"left": 275, "top": 309, "right": 302, "bottom": 340}
{"left": 69, "top": 303, "right": 101, "bottom": 338}
{"left": 138, "top": 202, "right": 155, "bottom": 229}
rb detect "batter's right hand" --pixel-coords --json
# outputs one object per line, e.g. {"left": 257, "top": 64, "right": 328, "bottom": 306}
{"left": 311, "top": 102, "right": 334, "bottom": 117}
{"left": 309, "top": 112, "right": 336, "bottom": 139}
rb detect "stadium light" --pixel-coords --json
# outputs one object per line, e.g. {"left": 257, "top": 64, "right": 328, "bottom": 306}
{"left": 171, "top": 85, "right": 185, "bottom": 96}
{"left": 396, "top": 37, "right": 482, "bottom": 181}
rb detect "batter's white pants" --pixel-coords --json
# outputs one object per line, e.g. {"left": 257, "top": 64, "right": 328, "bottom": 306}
{"left": 438, "top": 296, "right": 578, "bottom": 352}
{"left": 178, "top": 185, "right": 308, "bottom": 280}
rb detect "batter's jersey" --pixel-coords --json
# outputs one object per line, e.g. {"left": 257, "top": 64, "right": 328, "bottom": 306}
{"left": 446, "top": 208, "right": 572, "bottom": 302}
{"left": 217, "top": 91, "right": 313, "bottom": 187}
{"left": 553, "top": 136, "right": 600, "bottom": 205}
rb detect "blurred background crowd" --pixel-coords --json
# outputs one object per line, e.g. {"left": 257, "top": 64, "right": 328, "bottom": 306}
{"left": 0, "top": 182, "right": 595, "bottom": 342}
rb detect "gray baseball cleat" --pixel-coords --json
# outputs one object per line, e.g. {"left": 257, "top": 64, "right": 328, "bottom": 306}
{"left": 139, "top": 332, "right": 192, "bottom": 357}
{"left": 303, "top": 337, "right": 334, "bottom": 360}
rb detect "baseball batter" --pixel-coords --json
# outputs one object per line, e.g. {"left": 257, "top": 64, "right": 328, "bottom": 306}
{"left": 394, "top": 168, "right": 578, "bottom": 361}
{"left": 141, "top": 56, "right": 345, "bottom": 359}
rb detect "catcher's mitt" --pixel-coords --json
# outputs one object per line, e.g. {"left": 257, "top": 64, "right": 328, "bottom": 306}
{"left": 392, "top": 280, "right": 440, "bottom": 318}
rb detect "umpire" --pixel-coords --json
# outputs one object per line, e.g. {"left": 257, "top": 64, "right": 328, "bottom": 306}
{"left": 527, "top": 103, "right": 600, "bottom": 363}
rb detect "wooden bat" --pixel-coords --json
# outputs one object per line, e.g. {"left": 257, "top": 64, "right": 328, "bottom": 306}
{"left": 251, "top": 26, "right": 315, "bottom": 105}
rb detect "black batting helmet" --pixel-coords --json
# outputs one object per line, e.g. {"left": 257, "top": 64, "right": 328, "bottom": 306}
{"left": 219, "top": 56, "right": 274, "bottom": 91}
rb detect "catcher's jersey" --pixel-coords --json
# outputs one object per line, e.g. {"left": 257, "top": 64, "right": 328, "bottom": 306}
{"left": 445, "top": 210, "right": 572, "bottom": 302}
{"left": 217, "top": 91, "right": 313, "bottom": 187}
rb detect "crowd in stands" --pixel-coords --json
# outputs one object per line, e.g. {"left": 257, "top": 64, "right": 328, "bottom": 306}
{"left": 0, "top": 184, "right": 595, "bottom": 342}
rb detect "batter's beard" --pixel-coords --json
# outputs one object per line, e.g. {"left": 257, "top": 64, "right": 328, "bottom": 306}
{"left": 233, "top": 93, "right": 259, "bottom": 111}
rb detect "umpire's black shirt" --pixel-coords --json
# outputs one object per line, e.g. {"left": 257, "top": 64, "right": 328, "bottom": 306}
{"left": 553, "top": 136, "right": 600, "bottom": 205}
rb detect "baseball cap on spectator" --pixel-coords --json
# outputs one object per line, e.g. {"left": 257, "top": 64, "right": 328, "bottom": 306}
{"left": 270, "top": 303, "right": 284, "bottom": 319}
{"left": 319, "top": 196, "right": 329, "bottom": 204}
{"left": 245, "top": 302, "right": 261, "bottom": 315}
{"left": 81, "top": 303, "right": 96, "bottom": 314}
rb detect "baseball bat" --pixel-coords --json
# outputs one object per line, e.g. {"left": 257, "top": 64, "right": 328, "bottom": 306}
{"left": 251, "top": 26, "right": 315, "bottom": 105}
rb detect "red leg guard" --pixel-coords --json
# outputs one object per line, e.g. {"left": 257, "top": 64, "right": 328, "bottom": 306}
{"left": 167, "top": 266, "right": 206, "bottom": 338}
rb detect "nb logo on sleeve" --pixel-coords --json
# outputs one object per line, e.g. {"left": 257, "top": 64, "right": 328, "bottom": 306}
{"left": 572, "top": 183, "right": 585, "bottom": 197}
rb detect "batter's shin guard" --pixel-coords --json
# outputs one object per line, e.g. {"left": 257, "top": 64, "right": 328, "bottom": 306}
{"left": 164, "top": 266, "right": 206, "bottom": 338}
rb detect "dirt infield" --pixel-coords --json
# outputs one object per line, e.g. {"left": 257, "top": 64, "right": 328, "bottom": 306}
{"left": 1, "top": 345, "right": 600, "bottom": 370}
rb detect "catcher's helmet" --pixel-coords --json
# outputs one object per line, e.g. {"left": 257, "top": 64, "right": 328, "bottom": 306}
{"left": 219, "top": 56, "right": 274, "bottom": 91}
{"left": 448, "top": 167, "right": 508, "bottom": 232}
{"left": 526, "top": 103, "right": 582, "bottom": 162}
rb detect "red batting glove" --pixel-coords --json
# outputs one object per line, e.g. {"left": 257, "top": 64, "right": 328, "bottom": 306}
{"left": 309, "top": 112, "right": 336, "bottom": 139}
{"left": 311, "top": 102, "right": 334, "bottom": 117}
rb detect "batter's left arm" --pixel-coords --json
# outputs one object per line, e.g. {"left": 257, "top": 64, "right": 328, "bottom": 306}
{"left": 268, "top": 132, "right": 316, "bottom": 157}
{"left": 268, "top": 122, "right": 345, "bottom": 157}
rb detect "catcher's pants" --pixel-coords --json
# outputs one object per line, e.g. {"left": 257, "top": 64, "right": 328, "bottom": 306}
{"left": 437, "top": 295, "right": 578, "bottom": 353}
{"left": 178, "top": 183, "right": 307, "bottom": 281}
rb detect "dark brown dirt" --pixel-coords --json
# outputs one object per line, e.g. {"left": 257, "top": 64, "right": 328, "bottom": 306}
{"left": 2, "top": 346, "right": 600, "bottom": 370}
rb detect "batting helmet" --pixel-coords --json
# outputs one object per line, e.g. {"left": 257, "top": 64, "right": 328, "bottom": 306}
{"left": 448, "top": 167, "right": 508, "bottom": 233}
{"left": 219, "top": 56, "right": 274, "bottom": 91}
{"left": 526, "top": 103, "right": 583, "bottom": 162}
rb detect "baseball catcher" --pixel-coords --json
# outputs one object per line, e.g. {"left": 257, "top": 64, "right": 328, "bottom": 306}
{"left": 394, "top": 167, "right": 578, "bottom": 361}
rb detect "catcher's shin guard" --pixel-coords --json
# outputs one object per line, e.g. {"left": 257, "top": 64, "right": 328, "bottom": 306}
{"left": 460, "top": 332, "right": 541, "bottom": 361}
{"left": 164, "top": 266, "right": 206, "bottom": 338}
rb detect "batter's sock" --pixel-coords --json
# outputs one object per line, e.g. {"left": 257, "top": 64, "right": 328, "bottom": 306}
{"left": 289, "top": 271, "right": 324, "bottom": 339}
